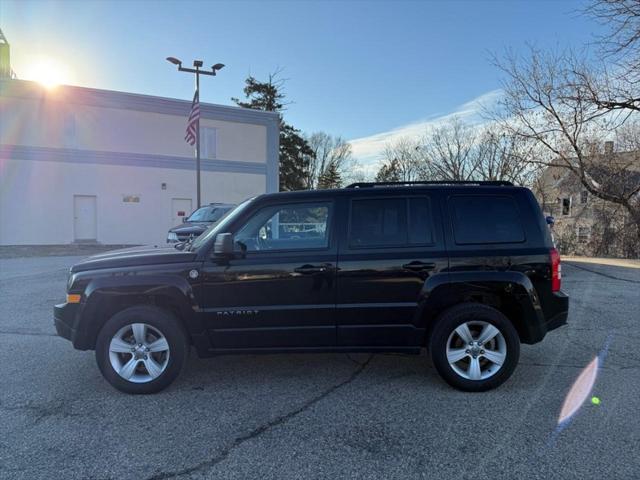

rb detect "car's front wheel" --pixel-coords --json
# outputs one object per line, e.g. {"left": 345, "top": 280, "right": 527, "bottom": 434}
{"left": 429, "top": 303, "right": 520, "bottom": 392}
{"left": 95, "top": 306, "right": 188, "bottom": 394}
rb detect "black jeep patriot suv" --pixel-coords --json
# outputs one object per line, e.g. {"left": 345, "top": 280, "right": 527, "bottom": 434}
{"left": 55, "top": 181, "right": 568, "bottom": 394}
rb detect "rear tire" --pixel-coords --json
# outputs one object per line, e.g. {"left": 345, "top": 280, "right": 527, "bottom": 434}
{"left": 95, "top": 306, "right": 189, "bottom": 394}
{"left": 429, "top": 303, "right": 520, "bottom": 392}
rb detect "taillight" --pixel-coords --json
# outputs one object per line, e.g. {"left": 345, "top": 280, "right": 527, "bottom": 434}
{"left": 550, "top": 248, "right": 561, "bottom": 292}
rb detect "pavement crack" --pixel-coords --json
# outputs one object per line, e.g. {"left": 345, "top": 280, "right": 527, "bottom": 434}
{"left": 0, "top": 399, "right": 80, "bottom": 424}
{"left": 145, "top": 354, "right": 375, "bottom": 480}
{"left": 0, "top": 330, "right": 58, "bottom": 337}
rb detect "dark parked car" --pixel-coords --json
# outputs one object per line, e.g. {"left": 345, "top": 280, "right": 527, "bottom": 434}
{"left": 166, "top": 203, "right": 235, "bottom": 243}
{"left": 55, "top": 181, "right": 568, "bottom": 394}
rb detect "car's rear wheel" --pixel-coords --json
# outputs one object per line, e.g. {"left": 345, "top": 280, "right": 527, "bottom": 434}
{"left": 429, "top": 303, "right": 520, "bottom": 392}
{"left": 95, "top": 306, "right": 188, "bottom": 394}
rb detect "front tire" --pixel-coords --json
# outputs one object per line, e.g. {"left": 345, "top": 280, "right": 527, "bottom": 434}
{"left": 95, "top": 306, "right": 189, "bottom": 394}
{"left": 429, "top": 303, "right": 520, "bottom": 392}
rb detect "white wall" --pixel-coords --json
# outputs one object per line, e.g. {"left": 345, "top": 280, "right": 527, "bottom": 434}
{"left": 0, "top": 95, "right": 267, "bottom": 163}
{"left": 0, "top": 158, "right": 265, "bottom": 245}
{"left": 0, "top": 80, "right": 277, "bottom": 245}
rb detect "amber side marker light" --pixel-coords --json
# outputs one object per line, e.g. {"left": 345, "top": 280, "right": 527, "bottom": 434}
{"left": 66, "top": 294, "right": 81, "bottom": 304}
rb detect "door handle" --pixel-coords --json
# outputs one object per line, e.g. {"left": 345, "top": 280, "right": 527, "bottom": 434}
{"left": 294, "top": 264, "right": 330, "bottom": 274}
{"left": 402, "top": 261, "right": 436, "bottom": 272}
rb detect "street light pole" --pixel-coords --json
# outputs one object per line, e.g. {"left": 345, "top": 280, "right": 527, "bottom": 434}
{"left": 166, "top": 57, "right": 225, "bottom": 209}
{"left": 194, "top": 63, "right": 201, "bottom": 209}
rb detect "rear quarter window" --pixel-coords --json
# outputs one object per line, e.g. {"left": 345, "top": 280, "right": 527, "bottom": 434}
{"left": 449, "top": 195, "right": 525, "bottom": 245}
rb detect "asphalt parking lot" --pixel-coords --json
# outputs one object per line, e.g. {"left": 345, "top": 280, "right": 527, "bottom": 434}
{"left": 1, "top": 254, "right": 639, "bottom": 479}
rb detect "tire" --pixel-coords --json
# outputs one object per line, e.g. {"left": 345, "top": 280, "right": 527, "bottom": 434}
{"left": 429, "top": 303, "right": 520, "bottom": 392}
{"left": 95, "top": 305, "right": 189, "bottom": 394}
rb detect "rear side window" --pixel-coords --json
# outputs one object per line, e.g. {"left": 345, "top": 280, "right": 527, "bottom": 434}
{"left": 450, "top": 195, "right": 525, "bottom": 245}
{"left": 349, "top": 197, "right": 434, "bottom": 248}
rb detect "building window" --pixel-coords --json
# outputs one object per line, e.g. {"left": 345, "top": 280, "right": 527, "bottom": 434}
{"left": 562, "top": 197, "right": 571, "bottom": 216}
{"left": 580, "top": 190, "right": 588, "bottom": 204}
{"left": 201, "top": 127, "right": 217, "bottom": 159}
{"left": 577, "top": 226, "right": 591, "bottom": 243}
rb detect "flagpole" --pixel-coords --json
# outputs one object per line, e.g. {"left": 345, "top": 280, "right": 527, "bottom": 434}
{"left": 195, "top": 66, "right": 201, "bottom": 209}
{"left": 165, "top": 57, "right": 225, "bottom": 211}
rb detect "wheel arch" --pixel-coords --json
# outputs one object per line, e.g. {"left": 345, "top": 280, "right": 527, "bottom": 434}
{"left": 415, "top": 271, "right": 547, "bottom": 346}
{"left": 73, "top": 275, "right": 201, "bottom": 350}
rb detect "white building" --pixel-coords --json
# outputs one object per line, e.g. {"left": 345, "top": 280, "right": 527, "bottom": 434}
{"left": 0, "top": 79, "right": 279, "bottom": 245}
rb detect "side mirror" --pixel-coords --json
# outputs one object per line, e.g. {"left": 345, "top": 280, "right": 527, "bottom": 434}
{"left": 182, "top": 217, "right": 188, "bottom": 223}
{"left": 546, "top": 215, "right": 555, "bottom": 226}
{"left": 213, "top": 233, "right": 234, "bottom": 256}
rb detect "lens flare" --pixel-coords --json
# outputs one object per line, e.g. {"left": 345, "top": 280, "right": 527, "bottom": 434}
{"left": 558, "top": 356, "right": 599, "bottom": 425}
{"left": 24, "top": 57, "right": 72, "bottom": 89}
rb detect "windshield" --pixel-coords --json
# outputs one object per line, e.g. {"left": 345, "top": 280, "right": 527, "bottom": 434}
{"left": 186, "top": 206, "right": 233, "bottom": 223}
{"left": 189, "top": 198, "right": 254, "bottom": 251}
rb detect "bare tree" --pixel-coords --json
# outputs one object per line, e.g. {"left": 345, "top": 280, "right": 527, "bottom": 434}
{"left": 492, "top": 46, "right": 640, "bottom": 249}
{"left": 418, "top": 118, "right": 479, "bottom": 181}
{"left": 473, "top": 128, "right": 539, "bottom": 185}
{"left": 575, "top": 0, "right": 640, "bottom": 113}
{"left": 374, "top": 118, "right": 539, "bottom": 186}
{"left": 377, "top": 137, "right": 423, "bottom": 182}
{"left": 304, "top": 132, "right": 353, "bottom": 189}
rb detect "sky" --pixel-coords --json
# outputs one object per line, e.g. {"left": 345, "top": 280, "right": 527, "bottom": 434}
{"left": 1, "top": 0, "right": 605, "bottom": 168}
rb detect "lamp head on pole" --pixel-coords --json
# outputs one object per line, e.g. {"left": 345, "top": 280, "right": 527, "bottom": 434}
{"left": 166, "top": 56, "right": 182, "bottom": 66}
{"left": 212, "top": 63, "right": 225, "bottom": 75}
{"left": 193, "top": 60, "right": 204, "bottom": 68}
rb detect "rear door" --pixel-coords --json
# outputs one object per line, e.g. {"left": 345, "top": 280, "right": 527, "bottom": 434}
{"left": 335, "top": 191, "right": 448, "bottom": 348}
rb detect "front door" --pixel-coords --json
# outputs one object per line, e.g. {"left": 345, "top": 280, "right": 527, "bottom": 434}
{"left": 200, "top": 200, "right": 337, "bottom": 350}
{"left": 335, "top": 193, "right": 448, "bottom": 348}
{"left": 73, "top": 195, "right": 97, "bottom": 242}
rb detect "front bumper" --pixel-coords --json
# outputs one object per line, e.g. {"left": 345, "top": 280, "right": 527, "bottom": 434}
{"left": 54, "top": 302, "right": 79, "bottom": 344}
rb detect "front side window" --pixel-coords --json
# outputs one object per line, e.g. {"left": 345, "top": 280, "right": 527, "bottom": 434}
{"left": 562, "top": 197, "right": 571, "bottom": 216}
{"left": 450, "top": 195, "right": 525, "bottom": 245}
{"left": 235, "top": 202, "right": 331, "bottom": 252}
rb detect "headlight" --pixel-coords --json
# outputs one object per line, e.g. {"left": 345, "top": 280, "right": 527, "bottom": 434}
{"left": 167, "top": 232, "right": 179, "bottom": 243}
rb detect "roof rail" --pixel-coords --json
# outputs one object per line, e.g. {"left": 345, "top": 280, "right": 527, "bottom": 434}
{"left": 345, "top": 180, "right": 514, "bottom": 188}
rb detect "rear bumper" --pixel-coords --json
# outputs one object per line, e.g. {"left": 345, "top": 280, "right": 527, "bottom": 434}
{"left": 545, "top": 290, "right": 569, "bottom": 333}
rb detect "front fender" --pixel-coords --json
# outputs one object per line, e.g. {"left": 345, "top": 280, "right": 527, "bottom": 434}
{"left": 72, "top": 273, "right": 201, "bottom": 350}
{"left": 415, "top": 271, "right": 547, "bottom": 344}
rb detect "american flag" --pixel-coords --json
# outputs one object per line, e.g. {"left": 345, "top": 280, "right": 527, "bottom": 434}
{"left": 184, "top": 90, "right": 200, "bottom": 146}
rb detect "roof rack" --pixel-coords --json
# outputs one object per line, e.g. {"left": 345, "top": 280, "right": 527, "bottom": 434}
{"left": 345, "top": 180, "right": 514, "bottom": 188}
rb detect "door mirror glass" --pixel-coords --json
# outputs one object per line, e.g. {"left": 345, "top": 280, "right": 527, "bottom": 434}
{"left": 213, "top": 233, "right": 234, "bottom": 256}
{"left": 182, "top": 217, "right": 188, "bottom": 223}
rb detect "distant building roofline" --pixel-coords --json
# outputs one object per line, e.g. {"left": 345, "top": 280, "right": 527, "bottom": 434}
{"left": 0, "top": 79, "right": 280, "bottom": 126}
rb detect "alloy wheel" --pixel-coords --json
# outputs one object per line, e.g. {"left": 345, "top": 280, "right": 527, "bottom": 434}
{"left": 445, "top": 320, "right": 507, "bottom": 381}
{"left": 108, "top": 323, "right": 170, "bottom": 383}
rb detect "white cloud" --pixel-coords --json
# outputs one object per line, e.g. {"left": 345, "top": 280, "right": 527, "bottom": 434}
{"left": 348, "top": 89, "right": 503, "bottom": 175}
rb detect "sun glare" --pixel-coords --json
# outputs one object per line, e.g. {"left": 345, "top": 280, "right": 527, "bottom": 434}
{"left": 26, "top": 57, "right": 72, "bottom": 89}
